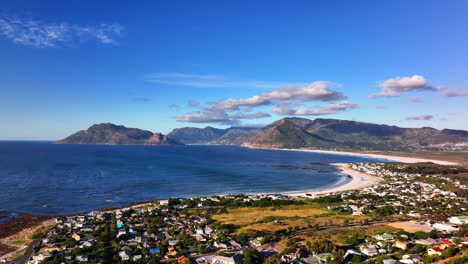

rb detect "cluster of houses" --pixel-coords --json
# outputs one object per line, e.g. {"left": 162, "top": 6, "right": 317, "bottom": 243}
{"left": 13, "top": 162, "right": 468, "bottom": 263}
{"left": 343, "top": 162, "right": 467, "bottom": 218}
{"left": 24, "top": 195, "right": 287, "bottom": 264}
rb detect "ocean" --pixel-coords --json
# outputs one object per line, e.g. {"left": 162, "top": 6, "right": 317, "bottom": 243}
{"left": 0, "top": 142, "right": 385, "bottom": 218}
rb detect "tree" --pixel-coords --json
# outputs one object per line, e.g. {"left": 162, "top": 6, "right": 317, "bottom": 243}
{"left": 243, "top": 249, "right": 261, "bottom": 264}
{"left": 421, "top": 256, "right": 434, "bottom": 264}
{"left": 351, "top": 254, "right": 362, "bottom": 264}
{"left": 441, "top": 247, "right": 457, "bottom": 259}
{"left": 148, "top": 255, "right": 161, "bottom": 264}
{"left": 414, "top": 231, "right": 429, "bottom": 239}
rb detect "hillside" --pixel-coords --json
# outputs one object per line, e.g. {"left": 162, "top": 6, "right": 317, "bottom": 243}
{"left": 57, "top": 119, "right": 468, "bottom": 150}
{"left": 167, "top": 126, "right": 258, "bottom": 145}
{"left": 243, "top": 118, "right": 468, "bottom": 150}
{"left": 57, "top": 123, "right": 181, "bottom": 145}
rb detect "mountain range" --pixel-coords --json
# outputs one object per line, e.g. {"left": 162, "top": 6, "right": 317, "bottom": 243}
{"left": 57, "top": 118, "right": 468, "bottom": 151}
{"left": 56, "top": 123, "right": 182, "bottom": 145}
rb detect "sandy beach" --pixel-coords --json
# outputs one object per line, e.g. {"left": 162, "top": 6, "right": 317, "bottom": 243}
{"left": 277, "top": 148, "right": 457, "bottom": 197}
{"left": 278, "top": 148, "right": 459, "bottom": 165}
{"left": 284, "top": 163, "right": 381, "bottom": 197}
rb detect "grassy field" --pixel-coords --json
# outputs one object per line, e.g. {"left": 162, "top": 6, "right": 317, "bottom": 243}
{"left": 212, "top": 203, "right": 373, "bottom": 233}
{"left": 292, "top": 224, "right": 401, "bottom": 247}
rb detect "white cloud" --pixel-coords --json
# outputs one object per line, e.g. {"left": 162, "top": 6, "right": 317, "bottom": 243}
{"left": 272, "top": 101, "right": 359, "bottom": 116}
{"left": 227, "top": 112, "right": 271, "bottom": 119}
{"left": 406, "top": 114, "right": 433, "bottom": 121}
{"left": 145, "top": 72, "right": 307, "bottom": 89}
{"left": 207, "top": 81, "right": 346, "bottom": 112}
{"left": 369, "top": 75, "right": 436, "bottom": 98}
{"left": 174, "top": 79, "right": 356, "bottom": 124}
{"left": 0, "top": 16, "right": 123, "bottom": 48}
{"left": 176, "top": 111, "right": 270, "bottom": 124}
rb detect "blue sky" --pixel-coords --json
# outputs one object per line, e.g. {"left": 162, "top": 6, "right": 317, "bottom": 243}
{"left": 1, "top": 0, "right": 467, "bottom": 140}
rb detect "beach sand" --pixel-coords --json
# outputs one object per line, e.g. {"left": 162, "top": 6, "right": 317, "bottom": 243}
{"left": 284, "top": 163, "right": 381, "bottom": 197}
{"left": 277, "top": 148, "right": 457, "bottom": 197}
{"left": 279, "top": 148, "right": 459, "bottom": 165}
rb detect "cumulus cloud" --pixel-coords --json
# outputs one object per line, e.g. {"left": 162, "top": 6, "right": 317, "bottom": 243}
{"left": 0, "top": 16, "right": 123, "bottom": 48}
{"left": 272, "top": 101, "right": 359, "bottom": 116}
{"left": 176, "top": 112, "right": 234, "bottom": 124}
{"left": 406, "top": 114, "right": 433, "bottom": 121}
{"left": 227, "top": 112, "right": 271, "bottom": 119}
{"left": 206, "top": 81, "right": 346, "bottom": 112}
{"left": 175, "top": 80, "right": 357, "bottom": 124}
{"left": 369, "top": 75, "right": 436, "bottom": 98}
{"left": 145, "top": 72, "right": 306, "bottom": 89}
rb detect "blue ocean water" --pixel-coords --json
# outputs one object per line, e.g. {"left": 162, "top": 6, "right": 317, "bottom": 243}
{"left": 0, "top": 142, "right": 385, "bottom": 217}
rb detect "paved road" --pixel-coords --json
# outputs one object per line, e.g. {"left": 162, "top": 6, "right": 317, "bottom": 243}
{"left": 5, "top": 239, "right": 41, "bottom": 264}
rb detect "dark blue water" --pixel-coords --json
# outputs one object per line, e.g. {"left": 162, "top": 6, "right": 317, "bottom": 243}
{"left": 0, "top": 142, "right": 385, "bottom": 217}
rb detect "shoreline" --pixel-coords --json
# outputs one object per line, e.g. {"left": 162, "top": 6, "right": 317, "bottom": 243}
{"left": 283, "top": 163, "right": 382, "bottom": 197}
{"left": 267, "top": 148, "right": 459, "bottom": 165}
{"left": 0, "top": 148, "right": 460, "bottom": 258}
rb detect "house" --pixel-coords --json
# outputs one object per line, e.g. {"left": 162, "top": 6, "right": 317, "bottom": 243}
{"left": 375, "top": 233, "right": 394, "bottom": 241}
{"left": 402, "top": 254, "right": 421, "bottom": 263}
{"left": 382, "top": 259, "right": 398, "bottom": 264}
{"left": 394, "top": 240, "right": 408, "bottom": 250}
{"left": 362, "top": 247, "right": 378, "bottom": 256}
{"left": 414, "top": 238, "right": 440, "bottom": 245}
{"left": 32, "top": 253, "right": 52, "bottom": 262}
{"left": 76, "top": 255, "right": 88, "bottom": 262}
{"left": 212, "top": 254, "right": 244, "bottom": 264}
{"left": 427, "top": 246, "right": 443, "bottom": 256}
{"left": 432, "top": 223, "right": 459, "bottom": 233}
{"left": 79, "top": 241, "right": 95, "bottom": 248}
{"left": 448, "top": 215, "right": 468, "bottom": 225}
{"left": 159, "top": 200, "right": 169, "bottom": 206}
{"left": 119, "top": 251, "right": 132, "bottom": 261}
{"left": 214, "top": 241, "right": 230, "bottom": 249}
{"left": 72, "top": 233, "right": 81, "bottom": 241}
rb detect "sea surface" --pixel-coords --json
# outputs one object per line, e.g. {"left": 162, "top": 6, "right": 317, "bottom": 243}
{"left": 0, "top": 141, "right": 386, "bottom": 219}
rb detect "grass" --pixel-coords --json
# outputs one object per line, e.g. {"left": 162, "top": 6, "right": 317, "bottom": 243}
{"left": 212, "top": 203, "right": 373, "bottom": 233}
{"left": 290, "top": 224, "right": 401, "bottom": 247}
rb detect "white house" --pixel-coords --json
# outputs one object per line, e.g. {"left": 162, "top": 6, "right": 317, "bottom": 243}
{"left": 449, "top": 216, "right": 468, "bottom": 225}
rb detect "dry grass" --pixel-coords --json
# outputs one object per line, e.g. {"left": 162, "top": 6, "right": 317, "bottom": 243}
{"left": 387, "top": 221, "right": 433, "bottom": 233}
{"left": 280, "top": 224, "right": 402, "bottom": 248}
{"left": 213, "top": 204, "right": 328, "bottom": 226}
{"left": 213, "top": 204, "right": 373, "bottom": 233}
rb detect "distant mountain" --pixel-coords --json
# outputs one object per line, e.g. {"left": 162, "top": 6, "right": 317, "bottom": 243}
{"left": 167, "top": 126, "right": 226, "bottom": 144}
{"left": 57, "top": 123, "right": 182, "bottom": 145}
{"left": 210, "top": 129, "right": 259, "bottom": 145}
{"left": 167, "top": 126, "right": 259, "bottom": 145}
{"left": 57, "top": 119, "right": 468, "bottom": 151}
{"left": 145, "top": 133, "right": 183, "bottom": 145}
{"left": 243, "top": 118, "right": 468, "bottom": 150}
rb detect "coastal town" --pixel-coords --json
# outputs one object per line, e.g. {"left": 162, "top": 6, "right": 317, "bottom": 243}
{"left": 1, "top": 162, "right": 466, "bottom": 264}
